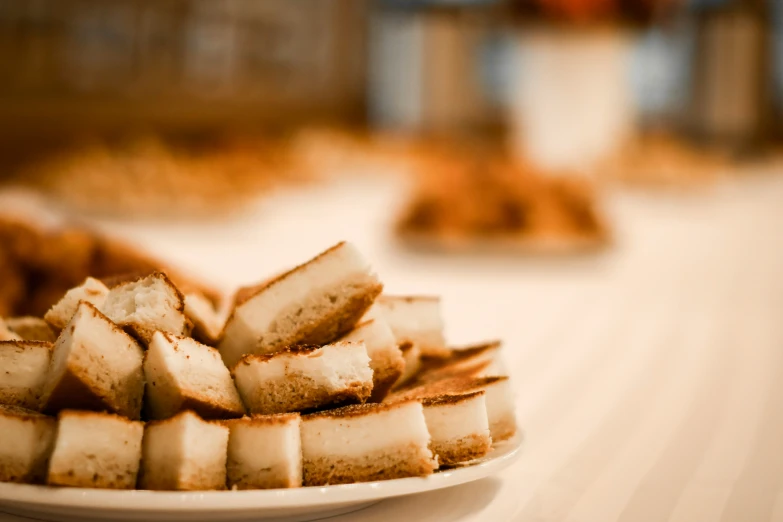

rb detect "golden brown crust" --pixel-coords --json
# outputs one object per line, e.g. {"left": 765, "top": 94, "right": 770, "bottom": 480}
{"left": 178, "top": 393, "right": 245, "bottom": 421}
{"left": 234, "top": 344, "right": 323, "bottom": 368}
{"left": 143, "top": 409, "right": 201, "bottom": 429}
{"left": 42, "top": 365, "right": 143, "bottom": 420}
{"left": 392, "top": 375, "right": 508, "bottom": 402}
{"left": 58, "top": 409, "right": 143, "bottom": 426}
{"left": 303, "top": 442, "right": 434, "bottom": 486}
{"left": 223, "top": 413, "right": 300, "bottom": 428}
{"left": 0, "top": 404, "right": 52, "bottom": 421}
{"left": 432, "top": 433, "right": 492, "bottom": 467}
{"left": 421, "top": 390, "right": 485, "bottom": 407}
{"left": 0, "top": 339, "right": 53, "bottom": 351}
{"left": 398, "top": 341, "right": 414, "bottom": 354}
{"left": 303, "top": 399, "right": 419, "bottom": 421}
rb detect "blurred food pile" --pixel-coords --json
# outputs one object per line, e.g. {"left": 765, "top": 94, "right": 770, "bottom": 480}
{"left": 0, "top": 217, "right": 217, "bottom": 317}
{"left": 12, "top": 136, "right": 311, "bottom": 219}
{"left": 397, "top": 145, "right": 609, "bottom": 253}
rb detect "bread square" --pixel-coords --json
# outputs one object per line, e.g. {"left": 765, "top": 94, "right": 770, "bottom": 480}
{"left": 0, "top": 405, "right": 57, "bottom": 484}
{"left": 224, "top": 414, "right": 302, "bottom": 489}
{"left": 373, "top": 296, "right": 449, "bottom": 358}
{"left": 395, "top": 341, "right": 422, "bottom": 389}
{"left": 184, "top": 292, "right": 224, "bottom": 346}
{"left": 0, "top": 340, "right": 52, "bottom": 410}
{"left": 218, "top": 242, "right": 383, "bottom": 367}
{"left": 44, "top": 277, "right": 109, "bottom": 331}
{"left": 47, "top": 410, "right": 144, "bottom": 489}
{"left": 422, "top": 392, "right": 492, "bottom": 466}
{"left": 301, "top": 400, "right": 436, "bottom": 486}
{"left": 40, "top": 302, "right": 145, "bottom": 419}
{"left": 140, "top": 410, "right": 229, "bottom": 491}
{"left": 233, "top": 341, "right": 373, "bottom": 414}
{"left": 144, "top": 332, "right": 245, "bottom": 420}
{"left": 340, "top": 319, "right": 404, "bottom": 402}
{"left": 99, "top": 271, "right": 189, "bottom": 345}
{"left": 4, "top": 317, "right": 56, "bottom": 342}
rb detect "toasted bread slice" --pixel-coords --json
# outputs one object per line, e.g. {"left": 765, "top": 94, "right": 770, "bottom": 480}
{"left": 99, "top": 271, "right": 189, "bottom": 345}
{"left": 340, "top": 319, "right": 404, "bottom": 402}
{"left": 140, "top": 410, "right": 228, "bottom": 491}
{"left": 0, "top": 405, "right": 57, "bottom": 484}
{"left": 218, "top": 242, "right": 382, "bottom": 367}
{"left": 144, "top": 332, "right": 245, "bottom": 420}
{"left": 47, "top": 410, "right": 144, "bottom": 489}
{"left": 301, "top": 400, "right": 436, "bottom": 486}
{"left": 224, "top": 414, "right": 302, "bottom": 489}
{"left": 373, "top": 296, "right": 449, "bottom": 358}
{"left": 0, "top": 340, "right": 52, "bottom": 410}
{"left": 44, "top": 277, "right": 109, "bottom": 331}
{"left": 392, "top": 376, "right": 517, "bottom": 442}
{"left": 414, "top": 340, "right": 503, "bottom": 384}
{"left": 40, "top": 302, "right": 145, "bottom": 419}
{"left": 233, "top": 341, "right": 373, "bottom": 415}
{"left": 184, "top": 292, "right": 224, "bottom": 345}
{"left": 5, "top": 317, "right": 56, "bottom": 342}
{"left": 422, "top": 392, "right": 492, "bottom": 466}
{"left": 0, "top": 318, "right": 21, "bottom": 341}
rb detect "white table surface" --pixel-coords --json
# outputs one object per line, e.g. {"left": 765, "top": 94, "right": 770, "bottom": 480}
{"left": 2, "top": 170, "right": 782, "bottom": 522}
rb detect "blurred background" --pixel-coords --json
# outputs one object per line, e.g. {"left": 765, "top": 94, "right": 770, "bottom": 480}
{"left": 0, "top": 0, "right": 780, "bottom": 320}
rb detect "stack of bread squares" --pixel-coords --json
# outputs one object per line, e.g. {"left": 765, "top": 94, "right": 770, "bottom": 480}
{"left": 0, "top": 241, "right": 517, "bottom": 490}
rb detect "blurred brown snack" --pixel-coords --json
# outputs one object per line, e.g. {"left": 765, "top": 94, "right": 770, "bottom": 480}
{"left": 396, "top": 146, "right": 610, "bottom": 253}
{"left": 0, "top": 216, "right": 220, "bottom": 318}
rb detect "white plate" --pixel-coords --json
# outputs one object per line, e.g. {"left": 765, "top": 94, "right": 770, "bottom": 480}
{"left": 0, "top": 435, "right": 522, "bottom": 522}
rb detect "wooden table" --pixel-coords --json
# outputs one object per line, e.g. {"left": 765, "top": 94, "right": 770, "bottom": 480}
{"left": 2, "top": 170, "right": 782, "bottom": 522}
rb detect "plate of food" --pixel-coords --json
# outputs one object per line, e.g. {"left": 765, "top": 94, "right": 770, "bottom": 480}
{"left": 0, "top": 242, "right": 521, "bottom": 522}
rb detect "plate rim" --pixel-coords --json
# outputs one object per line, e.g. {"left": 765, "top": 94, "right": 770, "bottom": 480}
{"left": 0, "top": 435, "right": 522, "bottom": 513}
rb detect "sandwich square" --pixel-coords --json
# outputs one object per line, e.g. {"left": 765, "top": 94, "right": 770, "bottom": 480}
{"left": 40, "top": 302, "right": 145, "bottom": 419}
{"left": 340, "top": 319, "right": 404, "bottom": 402}
{"left": 422, "top": 391, "right": 492, "bottom": 466}
{"left": 374, "top": 295, "right": 449, "bottom": 358}
{"left": 300, "top": 400, "right": 436, "bottom": 486}
{"left": 0, "top": 405, "right": 57, "bottom": 484}
{"left": 144, "top": 332, "right": 245, "bottom": 420}
{"left": 224, "top": 413, "right": 302, "bottom": 489}
{"left": 140, "top": 410, "right": 229, "bottom": 491}
{"left": 47, "top": 410, "right": 144, "bottom": 489}
{"left": 44, "top": 277, "right": 109, "bottom": 332}
{"left": 218, "top": 241, "right": 383, "bottom": 367}
{"left": 99, "top": 271, "right": 190, "bottom": 345}
{"left": 0, "top": 340, "right": 52, "bottom": 410}
{"left": 233, "top": 341, "right": 373, "bottom": 415}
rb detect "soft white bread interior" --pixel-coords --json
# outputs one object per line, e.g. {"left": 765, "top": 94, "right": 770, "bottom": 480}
{"left": 140, "top": 410, "right": 229, "bottom": 491}
{"left": 0, "top": 405, "right": 57, "bottom": 484}
{"left": 233, "top": 341, "right": 373, "bottom": 414}
{"left": 144, "top": 332, "right": 245, "bottom": 420}
{"left": 374, "top": 296, "right": 449, "bottom": 357}
{"left": 395, "top": 341, "right": 421, "bottom": 389}
{"left": 184, "top": 292, "right": 224, "bottom": 345}
{"left": 225, "top": 413, "right": 302, "bottom": 489}
{"left": 340, "top": 319, "right": 404, "bottom": 402}
{"left": 40, "top": 302, "right": 145, "bottom": 419}
{"left": 219, "top": 242, "right": 382, "bottom": 367}
{"left": 4, "top": 317, "right": 56, "bottom": 342}
{"left": 47, "top": 410, "right": 144, "bottom": 489}
{"left": 0, "top": 340, "right": 52, "bottom": 410}
{"left": 44, "top": 277, "right": 109, "bottom": 331}
{"left": 99, "top": 271, "right": 189, "bottom": 345}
